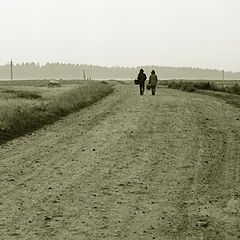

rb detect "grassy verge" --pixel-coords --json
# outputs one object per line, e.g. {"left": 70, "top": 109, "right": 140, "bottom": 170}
{"left": 167, "top": 80, "right": 240, "bottom": 95}
{"left": 167, "top": 80, "right": 240, "bottom": 110}
{"left": 2, "top": 89, "right": 42, "bottom": 99}
{"left": 197, "top": 90, "right": 240, "bottom": 109}
{"left": 0, "top": 81, "right": 113, "bottom": 144}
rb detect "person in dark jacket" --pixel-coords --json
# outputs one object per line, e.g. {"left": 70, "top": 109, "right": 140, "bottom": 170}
{"left": 149, "top": 70, "right": 158, "bottom": 95}
{"left": 137, "top": 69, "right": 147, "bottom": 95}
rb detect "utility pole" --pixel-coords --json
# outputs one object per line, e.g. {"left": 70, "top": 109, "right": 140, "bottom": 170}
{"left": 10, "top": 59, "right": 13, "bottom": 80}
{"left": 83, "top": 70, "right": 86, "bottom": 80}
{"left": 221, "top": 70, "right": 225, "bottom": 89}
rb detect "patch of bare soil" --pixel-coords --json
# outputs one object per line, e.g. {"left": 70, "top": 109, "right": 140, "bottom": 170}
{"left": 0, "top": 84, "right": 240, "bottom": 239}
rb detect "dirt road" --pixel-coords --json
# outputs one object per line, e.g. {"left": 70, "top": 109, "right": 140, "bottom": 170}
{"left": 1, "top": 83, "right": 240, "bottom": 240}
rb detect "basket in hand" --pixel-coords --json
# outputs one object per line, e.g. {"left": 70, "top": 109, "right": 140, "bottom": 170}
{"left": 146, "top": 83, "right": 151, "bottom": 90}
{"left": 134, "top": 79, "right": 139, "bottom": 85}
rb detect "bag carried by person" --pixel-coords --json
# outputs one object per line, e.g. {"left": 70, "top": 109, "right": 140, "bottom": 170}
{"left": 134, "top": 79, "right": 139, "bottom": 85}
{"left": 146, "top": 83, "right": 151, "bottom": 90}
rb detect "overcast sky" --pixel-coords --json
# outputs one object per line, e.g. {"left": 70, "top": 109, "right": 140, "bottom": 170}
{"left": 1, "top": 0, "right": 240, "bottom": 71}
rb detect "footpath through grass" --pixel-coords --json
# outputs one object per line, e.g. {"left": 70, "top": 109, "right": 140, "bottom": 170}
{"left": 0, "top": 81, "right": 113, "bottom": 144}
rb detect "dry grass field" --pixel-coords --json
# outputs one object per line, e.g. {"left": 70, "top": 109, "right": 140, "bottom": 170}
{"left": 0, "top": 80, "right": 113, "bottom": 144}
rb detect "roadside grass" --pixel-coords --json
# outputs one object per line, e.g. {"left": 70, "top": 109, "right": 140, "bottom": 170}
{"left": 2, "top": 89, "right": 42, "bottom": 99}
{"left": 0, "top": 79, "right": 85, "bottom": 87}
{"left": 196, "top": 90, "right": 240, "bottom": 109}
{"left": 166, "top": 79, "right": 240, "bottom": 110}
{"left": 167, "top": 80, "right": 240, "bottom": 95}
{"left": 0, "top": 81, "right": 113, "bottom": 144}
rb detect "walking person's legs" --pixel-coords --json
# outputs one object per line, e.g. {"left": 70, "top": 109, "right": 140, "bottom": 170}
{"left": 152, "top": 86, "right": 156, "bottom": 95}
{"left": 139, "top": 84, "right": 142, "bottom": 95}
{"left": 139, "top": 82, "right": 145, "bottom": 95}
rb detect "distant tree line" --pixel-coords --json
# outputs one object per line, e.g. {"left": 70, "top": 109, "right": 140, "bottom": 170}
{"left": 0, "top": 62, "right": 240, "bottom": 80}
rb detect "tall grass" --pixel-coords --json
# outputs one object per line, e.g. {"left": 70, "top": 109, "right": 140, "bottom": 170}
{"left": 2, "top": 89, "right": 42, "bottom": 99}
{"left": 0, "top": 81, "right": 113, "bottom": 144}
{"left": 167, "top": 80, "right": 240, "bottom": 95}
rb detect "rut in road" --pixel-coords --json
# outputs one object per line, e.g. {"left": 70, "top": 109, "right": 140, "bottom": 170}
{"left": 0, "top": 83, "right": 240, "bottom": 240}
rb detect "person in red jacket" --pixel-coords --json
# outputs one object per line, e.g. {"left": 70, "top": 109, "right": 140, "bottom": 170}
{"left": 137, "top": 69, "right": 147, "bottom": 95}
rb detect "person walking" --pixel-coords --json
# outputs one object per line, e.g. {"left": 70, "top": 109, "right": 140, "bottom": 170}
{"left": 137, "top": 69, "right": 147, "bottom": 95}
{"left": 149, "top": 70, "right": 158, "bottom": 95}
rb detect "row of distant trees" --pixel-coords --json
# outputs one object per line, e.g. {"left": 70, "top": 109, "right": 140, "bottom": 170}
{"left": 0, "top": 62, "right": 240, "bottom": 80}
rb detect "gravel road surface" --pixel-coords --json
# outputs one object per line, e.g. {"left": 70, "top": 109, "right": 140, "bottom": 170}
{"left": 1, "top": 83, "right": 240, "bottom": 239}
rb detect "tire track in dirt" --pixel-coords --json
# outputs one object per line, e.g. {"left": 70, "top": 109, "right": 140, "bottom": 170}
{"left": 0, "top": 83, "right": 240, "bottom": 239}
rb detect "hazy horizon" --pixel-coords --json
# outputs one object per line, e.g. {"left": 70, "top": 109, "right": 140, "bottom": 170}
{"left": 2, "top": 62, "right": 240, "bottom": 74}
{"left": 1, "top": 0, "right": 240, "bottom": 71}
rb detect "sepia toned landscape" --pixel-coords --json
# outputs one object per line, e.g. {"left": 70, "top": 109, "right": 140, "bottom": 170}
{"left": 1, "top": 0, "right": 240, "bottom": 239}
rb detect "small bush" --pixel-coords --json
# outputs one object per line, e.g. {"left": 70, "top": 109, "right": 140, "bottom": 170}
{"left": 168, "top": 81, "right": 195, "bottom": 92}
{"left": 180, "top": 82, "right": 195, "bottom": 92}
{"left": 193, "top": 81, "right": 217, "bottom": 91}
{"left": 232, "top": 83, "right": 240, "bottom": 94}
{"left": 168, "top": 81, "right": 181, "bottom": 89}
